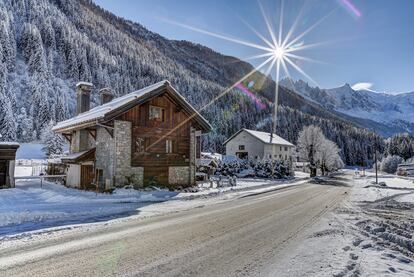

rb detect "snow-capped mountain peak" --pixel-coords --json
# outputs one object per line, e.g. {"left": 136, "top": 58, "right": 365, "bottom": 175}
{"left": 281, "top": 79, "right": 414, "bottom": 135}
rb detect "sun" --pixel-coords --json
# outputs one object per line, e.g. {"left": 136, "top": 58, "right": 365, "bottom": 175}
{"left": 272, "top": 47, "right": 286, "bottom": 60}
{"left": 162, "top": 0, "right": 340, "bottom": 142}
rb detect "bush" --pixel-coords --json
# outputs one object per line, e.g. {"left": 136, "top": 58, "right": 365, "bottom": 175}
{"left": 380, "top": 155, "right": 404, "bottom": 174}
{"left": 214, "top": 159, "right": 293, "bottom": 179}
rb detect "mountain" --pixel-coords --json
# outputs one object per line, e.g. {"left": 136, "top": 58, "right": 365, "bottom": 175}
{"left": 0, "top": 0, "right": 383, "bottom": 165}
{"left": 280, "top": 79, "right": 414, "bottom": 136}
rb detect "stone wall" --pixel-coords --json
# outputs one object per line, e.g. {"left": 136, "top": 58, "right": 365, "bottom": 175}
{"left": 188, "top": 126, "right": 196, "bottom": 185}
{"left": 114, "top": 120, "right": 143, "bottom": 188}
{"left": 95, "top": 126, "right": 115, "bottom": 188}
{"left": 169, "top": 166, "right": 191, "bottom": 186}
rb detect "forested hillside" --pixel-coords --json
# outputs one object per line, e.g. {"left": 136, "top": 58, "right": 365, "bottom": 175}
{"left": 0, "top": 0, "right": 383, "bottom": 165}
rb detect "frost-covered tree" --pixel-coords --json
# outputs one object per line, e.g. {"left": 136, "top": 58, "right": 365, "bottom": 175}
{"left": 16, "top": 107, "right": 33, "bottom": 142}
{"left": 41, "top": 120, "right": 64, "bottom": 158}
{"left": 30, "top": 74, "right": 50, "bottom": 136}
{"left": 55, "top": 92, "right": 67, "bottom": 122}
{"left": 297, "top": 125, "right": 325, "bottom": 176}
{"left": 0, "top": 20, "right": 16, "bottom": 71}
{"left": 385, "top": 133, "right": 414, "bottom": 160}
{"left": 298, "top": 125, "right": 343, "bottom": 175}
{"left": 316, "top": 138, "right": 344, "bottom": 175}
{"left": 380, "top": 155, "right": 404, "bottom": 174}
{"left": 0, "top": 92, "right": 17, "bottom": 141}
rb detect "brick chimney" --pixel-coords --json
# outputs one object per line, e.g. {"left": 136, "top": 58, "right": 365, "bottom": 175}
{"left": 99, "top": 87, "right": 114, "bottom": 105}
{"left": 76, "top": 82, "right": 93, "bottom": 115}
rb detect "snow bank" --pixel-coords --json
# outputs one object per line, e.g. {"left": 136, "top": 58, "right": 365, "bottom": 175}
{"left": 0, "top": 180, "right": 178, "bottom": 235}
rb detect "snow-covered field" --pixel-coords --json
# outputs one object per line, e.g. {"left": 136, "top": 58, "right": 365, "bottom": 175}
{"left": 271, "top": 170, "right": 414, "bottom": 276}
{"left": 0, "top": 172, "right": 309, "bottom": 239}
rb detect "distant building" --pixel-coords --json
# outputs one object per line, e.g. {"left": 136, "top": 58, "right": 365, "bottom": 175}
{"left": 53, "top": 80, "right": 211, "bottom": 190}
{"left": 397, "top": 162, "right": 414, "bottom": 176}
{"left": 223, "top": 129, "right": 294, "bottom": 161}
{"left": 0, "top": 142, "right": 19, "bottom": 189}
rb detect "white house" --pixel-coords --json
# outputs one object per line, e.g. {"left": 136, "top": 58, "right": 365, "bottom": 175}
{"left": 223, "top": 129, "right": 294, "bottom": 162}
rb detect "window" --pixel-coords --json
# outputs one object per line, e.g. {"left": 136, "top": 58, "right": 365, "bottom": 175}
{"left": 279, "top": 154, "right": 282, "bottom": 159}
{"left": 239, "top": 145, "right": 245, "bottom": 150}
{"left": 149, "top": 106, "right": 164, "bottom": 121}
{"left": 280, "top": 146, "right": 282, "bottom": 151}
{"left": 285, "top": 146, "right": 288, "bottom": 151}
{"left": 166, "top": 139, "right": 173, "bottom": 153}
{"left": 196, "top": 136, "right": 201, "bottom": 159}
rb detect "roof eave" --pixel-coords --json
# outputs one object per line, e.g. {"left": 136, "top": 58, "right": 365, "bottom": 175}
{"left": 53, "top": 119, "right": 100, "bottom": 133}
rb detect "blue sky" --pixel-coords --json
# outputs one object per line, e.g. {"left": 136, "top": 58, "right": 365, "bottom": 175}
{"left": 93, "top": 0, "right": 414, "bottom": 93}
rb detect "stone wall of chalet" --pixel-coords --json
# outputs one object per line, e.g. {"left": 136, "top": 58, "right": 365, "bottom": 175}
{"left": 114, "top": 120, "right": 144, "bottom": 188}
{"left": 96, "top": 126, "right": 115, "bottom": 189}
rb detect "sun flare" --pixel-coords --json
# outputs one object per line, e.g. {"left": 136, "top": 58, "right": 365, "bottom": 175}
{"left": 272, "top": 47, "right": 285, "bottom": 60}
{"left": 163, "top": 0, "right": 338, "bottom": 141}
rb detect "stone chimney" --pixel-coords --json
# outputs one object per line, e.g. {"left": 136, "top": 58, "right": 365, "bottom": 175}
{"left": 99, "top": 87, "right": 114, "bottom": 105}
{"left": 76, "top": 82, "right": 93, "bottom": 115}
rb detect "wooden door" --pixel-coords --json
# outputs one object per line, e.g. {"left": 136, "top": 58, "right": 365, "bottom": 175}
{"left": 81, "top": 165, "right": 95, "bottom": 190}
{"left": 0, "top": 161, "right": 6, "bottom": 187}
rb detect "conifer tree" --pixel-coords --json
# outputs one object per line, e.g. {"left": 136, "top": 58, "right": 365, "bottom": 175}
{"left": 41, "top": 120, "right": 64, "bottom": 158}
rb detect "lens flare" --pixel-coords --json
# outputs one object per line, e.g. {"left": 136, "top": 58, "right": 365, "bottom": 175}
{"left": 340, "top": 0, "right": 362, "bottom": 18}
{"left": 154, "top": 0, "right": 339, "bottom": 147}
{"left": 235, "top": 82, "right": 267, "bottom": 110}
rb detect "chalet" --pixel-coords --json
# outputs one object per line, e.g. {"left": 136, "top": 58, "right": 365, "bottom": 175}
{"left": 223, "top": 129, "right": 294, "bottom": 162}
{"left": 53, "top": 80, "right": 211, "bottom": 190}
{"left": 0, "top": 142, "right": 19, "bottom": 189}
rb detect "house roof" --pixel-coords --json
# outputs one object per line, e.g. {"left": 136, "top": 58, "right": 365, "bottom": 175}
{"left": 223, "top": 129, "right": 294, "bottom": 147}
{"left": 0, "top": 142, "right": 20, "bottom": 149}
{"left": 53, "top": 80, "right": 212, "bottom": 133}
{"left": 61, "top": 148, "right": 96, "bottom": 164}
{"left": 198, "top": 158, "right": 219, "bottom": 167}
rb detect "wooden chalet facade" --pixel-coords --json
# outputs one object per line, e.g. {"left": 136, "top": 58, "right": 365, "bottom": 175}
{"left": 53, "top": 80, "right": 211, "bottom": 190}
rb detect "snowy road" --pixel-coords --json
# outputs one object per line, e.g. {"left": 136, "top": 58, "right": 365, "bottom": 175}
{"left": 0, "top": 181, "right": 349, "bottom": 276}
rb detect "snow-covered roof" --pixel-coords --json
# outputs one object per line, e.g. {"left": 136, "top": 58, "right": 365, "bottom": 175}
{"left": 201, "top": 152, "right": 223, "bottom": 161}
{"left": 53, "top": 80, "right": 212, "bottom": 132}
{"left": 61, "top": 148, "right": 95, "bottom": 163}
{"left": 223, "top": 129, "right": 294, "bottom": 147}
{"left": 0, "top": 142, "right": 20, "bottom": 146}
{"left": 198, "top": 158, "right": 218, "bottom": 167}
{"left": 76, "top": 81, "right": 93, "bottom": 87}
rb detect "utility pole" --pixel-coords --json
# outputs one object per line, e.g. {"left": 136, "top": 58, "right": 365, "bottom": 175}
{"left": 309, "top": 144, "right": 316, "bottom": 177}
{"left": 374, "top": 144, "right": 378, "bottom": 184}
{"left": 270, "top": 77, "right": 280, "bottom": 178}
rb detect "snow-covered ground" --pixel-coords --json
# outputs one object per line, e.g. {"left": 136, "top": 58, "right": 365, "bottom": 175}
{"left": 270, "top": 170, "right": 414, "bottom": 276}
{"left": 0, "top": 172, "right": 309, "bottom": 239}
